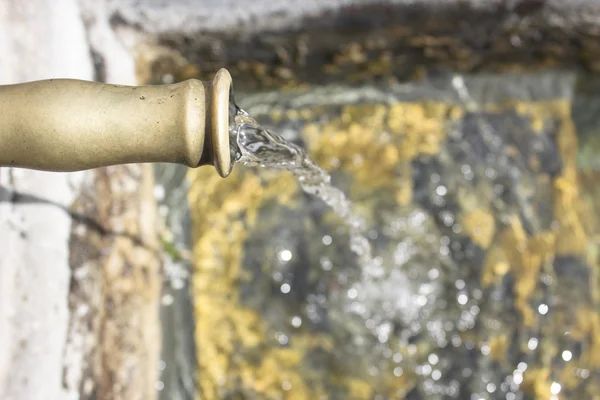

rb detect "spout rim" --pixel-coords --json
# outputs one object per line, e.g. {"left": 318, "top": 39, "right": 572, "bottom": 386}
{"left": 211, "top": 68, "right": 233, "bottom": 178}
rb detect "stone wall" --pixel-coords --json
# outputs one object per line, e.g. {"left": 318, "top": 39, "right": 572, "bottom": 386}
{"left": 0, "top": 2, "right": 93, "bottom": 398}
{"left": 186, "top": 72, "right": 600, "bottom": 399}
{"left": 0, "top": 1, "right": 161, "bottom": 400}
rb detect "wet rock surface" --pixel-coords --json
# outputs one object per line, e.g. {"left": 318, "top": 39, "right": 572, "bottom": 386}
{"left": 135, "top": 1, "right": 600, "bottom": 90}
{"left": 186, "top": 72, "right": 599, "bottom": 399}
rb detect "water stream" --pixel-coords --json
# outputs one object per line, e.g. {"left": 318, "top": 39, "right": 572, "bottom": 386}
{"left": 230, "top": 108, "right": 382, "bottom": 278}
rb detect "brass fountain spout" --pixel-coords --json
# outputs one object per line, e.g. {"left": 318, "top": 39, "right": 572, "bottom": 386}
{"left": 0, "top": 68, "right": 235, "bottom": 177}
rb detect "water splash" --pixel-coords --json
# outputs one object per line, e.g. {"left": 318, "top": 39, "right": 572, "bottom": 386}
{"left": 231, "top": 109, "right": 380, "bottom": 277}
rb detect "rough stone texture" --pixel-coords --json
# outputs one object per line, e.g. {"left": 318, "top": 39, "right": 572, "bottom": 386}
{"left": 125, "top": 0, "right": 600, "bottom": 90}
{"left": 65, "top": 165, "right": 162, "bottom": 400}
{"left": 0, "top": 2, "right": 162, "bottom": 400}
{"left": 0, "top": 1, "right": 93, "bottom": 399}
{"left": 187, "top": 72, "right": 599, "bottom": 399}
{"left": 62, "top": 4, "right": 163, "bottom": 399}
{"left": 115, "top": 0, "right": 600, "bottom": 34}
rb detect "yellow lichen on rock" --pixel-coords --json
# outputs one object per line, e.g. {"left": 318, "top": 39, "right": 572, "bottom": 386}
{"left": 387, "top": 102, "right": 457, "bottom": 159}
{"left": 511, "top": 101, "right": 589, "bottom": 255}
{"left": 188, "top": 167, "right": 304, "bottom": 399}
{"left": 573, "top": 309, "right": 600, "bottom": 369}
{"left": 303, "top": 102, "right": 462, "bottom": 196}
{"left": 188, "top": 165, "right": 381, "bottom": 399}
{"left": 488, "top": 334, "right": 508, "bottom": 363}
{"left": 482, "top": 216, "right": 555, "bottom": 326}
{"left": 521, "top": 368, "right": 552, "bottom": 399}
{"left": 187, "top": 95, "right": 599, "bottom": 398}
{"left": 462, "top": 208, "right": 496, "bottom": 249}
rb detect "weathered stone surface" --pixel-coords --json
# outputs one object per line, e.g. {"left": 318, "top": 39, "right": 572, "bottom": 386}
{"left": 127, "top": 0, "right": 600, "bottom": 90}
{"left": 66, "top": 165, "right": 162, "bottom": 400}
{"left": 0, "top": 1, "right": 93, "bottom": 399}
{"left": 0, "top": 2, "right": 164, "bottom": 400}
{"left": 188, "top": 72, "right": 599, "bottom": 399}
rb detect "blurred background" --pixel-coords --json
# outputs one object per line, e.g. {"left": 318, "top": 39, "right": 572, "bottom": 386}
{"left": 0, "top": 0, "right": 599, "bottom": 399}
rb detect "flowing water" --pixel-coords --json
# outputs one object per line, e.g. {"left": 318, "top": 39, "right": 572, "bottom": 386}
{"left": 230, "top": 108, "right": 382, "bottom": 278}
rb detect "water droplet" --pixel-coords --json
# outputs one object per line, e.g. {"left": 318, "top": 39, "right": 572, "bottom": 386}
{"left": 428, "top": 268, "right": 440, "bottom": 280}
{"left": 550, "top": 382, "right": 561, "bottom": 395}
{"left": 538, "top": 303, "right": 549, "bottom": 315}
{"left": 436, "top": 185, "right": 448, "bottom": 196}
{"left": 155, "top": 381, "right": 164, "bottom": 391}
{"left": 486, "top": 383, "right": 496, "bottom": 393}
{"left": 320, "top": 256, "right": 333, "bottom": 271}
{"left": 581, "top": 369, "right": 590, "bottom": 379}
{"left": 441, "top": 211, "right": 455, "bottom": 227}
{"left": 272, "top": 271, "right": 283, "bottom": 282}
{"left": 377, "top": 323, "right": 392, "bottom": 344}
{"left": 153, "top": 185, "right": 165, "bottom": 201}
{"left": 432, "top": 370, "right": 442, "bottom": 381}
{"left": 282, "top": 381, "right": 292, "bottom": 391}
{"left": 428, "top": 354, "right": 439, "bottom": 365}
{"left": 433, "top": 194, "right": 447, "bottom": 207}
{"left": 562, "top": 350, "right": 572, "bottom": 361}
{"left": 322, "top": 235, "right": 332, "bottom": 245}
{"left": 407, "top": 344, "right": 417, "bottom": 355}
{"left": 347, "top": 287, "right": 358, "bottom": 299}
{"left": 513, "top": 371, "right": 523, "bottom": 385}
{"left": 276, "top": 332, "right": 289, "bottom": 345}
{"left": 481, "top": 343, "right": 490, "bottom": 355}
{"left": 393, "top": 353, "right": 403, "bottom": 363}
{"left": 291, "top": 316, "right": 302, "bottom": 328}
{"left": 455, "top": 280, "right": 466, "bottom": 290}
{"left": 280, "top": 283, "right": 291, "bottom": 294}
{"left": 485, "top": 168, "right": 497, "bottom": 179}
{"left": 157, "top": 360, "right": 166, "bottom": 371}
{"left": 171, "top": 279, "right": 185, "bottom": 290}
{"left": 506, "top": 393, "right": 516, "bottom": 400}
{"left": 279, "top": 249, "right": 292, "bottom": 262}
{"left": 452, "top": 335, "right": 462, "bottom": 347}
{"left": 422, "top": 364, "right": 433, "bottom": 375}
{"left": 541, "top": 274, "right": 554, "bottom": 285}
{"left": 457, "top": 293, "right": 468, "bottom": 305}
{"left": 394, "top": 367, "right": 403, "bottom": 377}
{"left": 527, "top": 337, "right": 538, "bottom": 350}
{"left": 161, "top": 294, "right": 174, "bottom": 306}
{"left": 517, "top": 362, "right": 528, "bottom": 372}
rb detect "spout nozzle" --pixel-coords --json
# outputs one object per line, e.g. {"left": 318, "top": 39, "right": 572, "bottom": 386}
{"left": 0, "top": 69, "right": 236, "bottom": 175}
{"left": 210, "top": 68, "right": 233, "bottom": 178}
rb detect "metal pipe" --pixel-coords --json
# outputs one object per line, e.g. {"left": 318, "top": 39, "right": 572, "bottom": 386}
{"left": 0, "top": 68, "right": 234, "bottom": 177}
